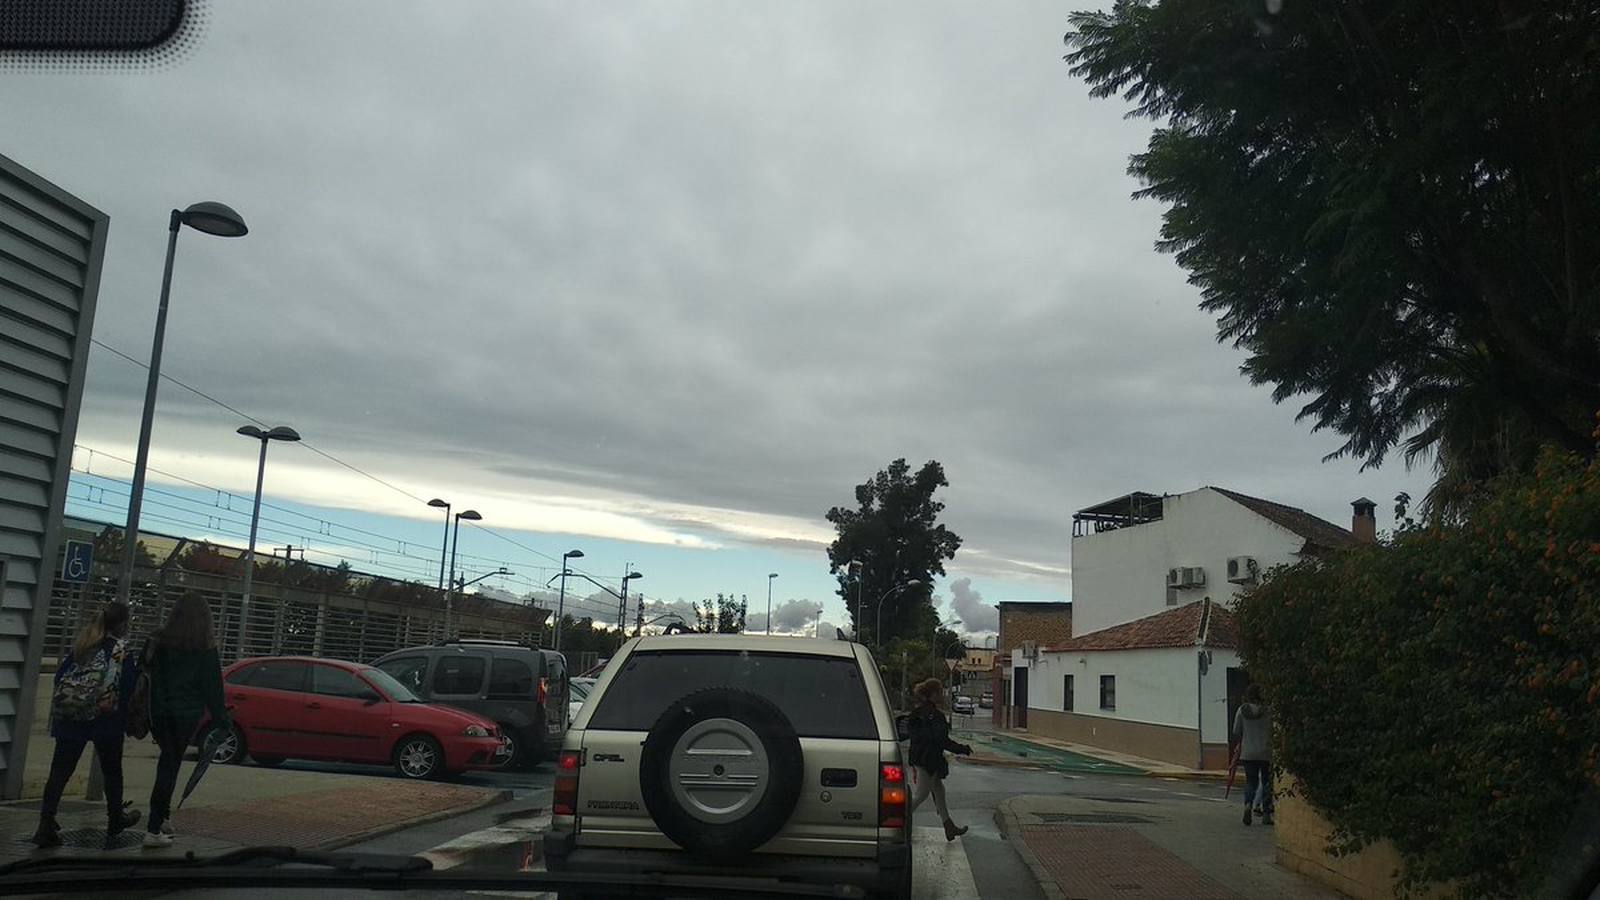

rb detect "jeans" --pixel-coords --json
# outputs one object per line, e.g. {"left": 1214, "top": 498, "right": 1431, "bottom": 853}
{"left": 39, "top": 734, "right": 125, "bottom": 825}
{"left": 1242, "top": 760, "right": 1273, "bottom": 811}
{"left": 148, "top": 717, "right": 199, "bottom": 834}
{"left": 909, "top": 765, "right": 951, "bottom": 820}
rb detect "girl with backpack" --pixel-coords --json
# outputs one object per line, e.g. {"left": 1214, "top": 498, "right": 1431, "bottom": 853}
{"left": 30, "top": 601, "right": 142, "bottom": 849}
{"left": 143, "top": 593, "right": 228, "bottom": 848}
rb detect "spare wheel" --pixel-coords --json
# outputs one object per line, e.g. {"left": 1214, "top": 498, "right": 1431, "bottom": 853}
{"left": 638, "top": 687, "right": 804, "bottom": 859}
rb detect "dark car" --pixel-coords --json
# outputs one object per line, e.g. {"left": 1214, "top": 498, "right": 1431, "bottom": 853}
{"left": 371, "top": 639, "right": 568, "bottom": 768}
{"left": 208, "top": 656, "right": 507, "bottom": 780}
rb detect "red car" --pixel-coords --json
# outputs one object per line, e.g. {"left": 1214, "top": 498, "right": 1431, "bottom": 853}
{"left": 204, "top": 656, "right": 508, "bottom": 779}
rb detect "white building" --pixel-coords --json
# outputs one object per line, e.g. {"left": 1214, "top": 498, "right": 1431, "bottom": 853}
{"left": 1009, "top": 487, "right": 1369, "bottom": 768}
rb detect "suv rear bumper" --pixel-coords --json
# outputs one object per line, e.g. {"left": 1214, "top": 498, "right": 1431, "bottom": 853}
{"left": 543, "top": 828, "right": 911, "bottom": 894}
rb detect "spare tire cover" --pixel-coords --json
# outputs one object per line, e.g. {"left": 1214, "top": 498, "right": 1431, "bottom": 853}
{"left": 638, "top": 687, "right": 804, "bottom": 858}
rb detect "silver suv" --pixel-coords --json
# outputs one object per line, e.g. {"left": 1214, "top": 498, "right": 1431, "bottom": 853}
{"left": 542, "top": 633, "right": 913, "bottom": 899}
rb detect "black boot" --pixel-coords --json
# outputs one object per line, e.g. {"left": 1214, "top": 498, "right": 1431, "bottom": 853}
{"left": 1242, "top": 806, "right": 1252, "bottom": 826}
{"left": 29, "top": 818, "right": 62, "bottom": 849}
{"left": 105, "top": 804, "right": 142, "bottom": 847}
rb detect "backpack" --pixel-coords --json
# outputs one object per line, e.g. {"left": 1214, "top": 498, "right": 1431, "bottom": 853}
{"left": 53, "top": 639, "right": 124, "bottom": 724}
{"left": 125, "top": 640, "right": 154, "bottom": 740}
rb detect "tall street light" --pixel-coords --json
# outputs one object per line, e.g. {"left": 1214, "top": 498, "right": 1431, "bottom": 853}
{"left": 236, "top": 425, "right": 299, "bottom": 651}
{"left": 427, "top": 498, "right": 451, "bottom": 589}
{"left": 874, "top": 579, "right": 926, "bottom": 649}
{"left": 554, "top": 549, "right": 584, "bottom": 651}
{"left": 116, "top": 201, "right": 249, "bottom": 605}
{"left": 620, "top": 570, "right": 644, "bottom": 633}
{"left": 765, "top": 573, "right": 779, "bottom": 635}
{"left": 445, "top": 509, "right": 482, "bottom": 637}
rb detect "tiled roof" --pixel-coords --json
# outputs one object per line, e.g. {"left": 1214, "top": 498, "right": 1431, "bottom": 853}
{"left": 1211, "top": 487, "right": 1355, "bottom": 551}
{"left": 1051, "top": 599, "right": 1235, "bottom": 652}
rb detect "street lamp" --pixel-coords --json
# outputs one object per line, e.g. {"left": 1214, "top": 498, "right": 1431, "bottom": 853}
{"left": 445, "top": 509, "right": 482, "bottom": 636}
{"left": 116, "top": 201, "right": 249, "bottom": 606}
{"left": 554, "top": 549, "right": 584, "bottom": 650}
{"left": 427, "top": 498, "right": 451, "bottom": 589}
{"left": 235, "top": 424, "right": 299, "bottom": 651}
{"left": 874, "top": 579, "right": 926, "bottom": 649}
{"left": 766, "top": 573, "right": 779, "bottom": 635}
{"left": 621, "top": 570, "right": 644, "bottom": 633}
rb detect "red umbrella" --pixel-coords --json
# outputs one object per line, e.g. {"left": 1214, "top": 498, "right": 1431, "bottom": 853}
{"left": 1224, "top": 743, "right": 1242, "bottom": 797}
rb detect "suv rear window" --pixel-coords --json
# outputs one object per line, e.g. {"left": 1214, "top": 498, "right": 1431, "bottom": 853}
{"left": 586, "top": 651, "right": 876, "bottom": 739}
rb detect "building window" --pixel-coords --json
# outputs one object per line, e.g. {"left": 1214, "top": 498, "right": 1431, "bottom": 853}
{"left": 1099, "top": 675, "right": 1116, "bottom": 710}
{"left": 1063, "top": 675, "right": 1074, "bottom": 711}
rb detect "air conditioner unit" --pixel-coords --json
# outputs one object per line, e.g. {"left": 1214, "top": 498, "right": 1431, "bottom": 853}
{"left": 1183, "top": 566, "right": 1206, "bottom": 588}
{"left": 1020, "top": 641, "right": 1038, "bottom": 659}
{"left": 1227, "top": 556, "right": 1259, "bottom": 584}
{"left": 1166, "top": 568, "right": 1183, "bottom": 587}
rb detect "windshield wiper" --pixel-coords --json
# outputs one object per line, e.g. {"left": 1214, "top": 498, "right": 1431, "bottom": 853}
{"left": 0, "top": 846, "right": 867, "bottom": 897}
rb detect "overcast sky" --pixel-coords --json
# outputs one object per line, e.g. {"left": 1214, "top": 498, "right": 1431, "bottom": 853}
{"left": 8, "top": 1, "right": 1430, "bottom": 635}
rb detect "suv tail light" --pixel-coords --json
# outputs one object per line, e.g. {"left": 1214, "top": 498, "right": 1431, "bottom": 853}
{"left": 553, "top": 749, "right": 582, "bottom": 816}
{"left": 537, "top": 677, "right": 548, "bottom": 706}
{"left": 879, "top": 763, "right": 907, "bottom": 828}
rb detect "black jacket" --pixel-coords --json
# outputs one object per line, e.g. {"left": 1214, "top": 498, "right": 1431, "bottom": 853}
{"left": 906, "top": 704, "right": 969, "bottom": 778}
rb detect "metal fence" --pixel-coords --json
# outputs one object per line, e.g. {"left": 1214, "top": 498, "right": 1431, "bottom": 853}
{"left": 43, "top": 565, "right": 546, "bottom": 667}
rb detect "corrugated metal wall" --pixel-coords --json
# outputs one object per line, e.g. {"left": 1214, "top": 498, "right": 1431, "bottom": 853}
{"left": 0, "top": 154, "right": 106, "bottom": 799}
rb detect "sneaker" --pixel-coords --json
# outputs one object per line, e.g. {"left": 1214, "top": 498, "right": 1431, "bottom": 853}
{"left": 28, "top": 822, "right": 62, "bottom": 850}
{"left": 107, "top": 807, "right": 142, "bottom": 839}
{"left": 1243, "top": 806, "right": 1253, "bottom": 826}
{"left": 142, "top": 831, "right": 174, "bottom": 849}
{"left": 161, "top": 822, "right": 176, "bottom": 837}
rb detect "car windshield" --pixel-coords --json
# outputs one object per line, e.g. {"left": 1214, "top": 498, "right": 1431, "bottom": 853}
{"left": 361, "top": 668, "right": 420, "bottom": 703}
{"left": 7, "top": 2, "right": 1597, "bottom": 898}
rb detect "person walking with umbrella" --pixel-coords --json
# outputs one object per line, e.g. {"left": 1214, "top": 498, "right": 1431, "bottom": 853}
{"left": 30, "top": 601, "right": 142, "bottom": 849}
{"left": 1232, "top": 683, "right": 1273, "bottom": 825}
{"left": 143, "top": 593, "right": 228, "bottom": 848}
{"left": 906, "top": 677, "right": 973, "bottom": 841}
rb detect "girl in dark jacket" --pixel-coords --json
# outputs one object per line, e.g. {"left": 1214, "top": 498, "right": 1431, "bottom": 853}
{"left": 906, "top": 678, "right": 972, "bottom": 841}
{"left": 143, "top": 593, "right": 228, "bottom": 848}
{"left": 31, "top": 601, "right": 142, "bottom": 848}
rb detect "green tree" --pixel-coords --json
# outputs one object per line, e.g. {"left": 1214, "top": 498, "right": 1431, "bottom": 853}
{"left": 1066, "top": 1, "right": 1600, "bottom": 515}
{"left": 692, "top": 593, "right": 747, "bottom": 634}
{"left": 826, "top": 459, "right": 962, "bottom": 644}
{"left": 1235, "top": 444, "right": 1600, "bottom": 896}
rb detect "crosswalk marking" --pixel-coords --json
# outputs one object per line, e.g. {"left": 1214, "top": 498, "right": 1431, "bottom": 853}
{"left": 914, "top": 825, "right": 981, "bottom": 900}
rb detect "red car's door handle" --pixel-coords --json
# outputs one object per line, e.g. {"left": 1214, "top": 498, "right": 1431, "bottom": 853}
{"left": 305, "top": 702, "right": 322, "bottom": 710}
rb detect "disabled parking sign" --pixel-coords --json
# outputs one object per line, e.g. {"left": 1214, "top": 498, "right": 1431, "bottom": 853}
{"left": 61, "top": 539, "right": 94, "bottom": 583}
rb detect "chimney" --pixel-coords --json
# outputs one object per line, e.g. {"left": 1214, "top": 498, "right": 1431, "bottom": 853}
{"left": 1351, "top": 497, "right": 1377, "bottom": 543}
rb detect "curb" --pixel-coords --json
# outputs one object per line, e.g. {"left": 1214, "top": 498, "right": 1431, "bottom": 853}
{"left": 961, "top": 732, "right": 1231, "bottom": 781}
{"left": 313, "top": 788, "right": 515, "bottom": 852}
{"left": 420, "top": 811, "right": 550, "bottom": 870}
{"left": 994, "top": 797, "right": 1066, "bottom": 900}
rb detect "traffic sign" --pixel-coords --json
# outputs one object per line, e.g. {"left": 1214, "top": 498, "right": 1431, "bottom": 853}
{"left": 61, "top": 539, "right": 94, "bottom": 583}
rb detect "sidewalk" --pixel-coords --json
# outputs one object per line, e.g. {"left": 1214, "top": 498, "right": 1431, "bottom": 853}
{"left": 997, "top": 794, "right": 1339, "bottom": 900}
{"left": 5, "top": 681, "right": 507, "bottom": 864}
{"left": 963, "top": 726, "right": 1228, "bottom": 780}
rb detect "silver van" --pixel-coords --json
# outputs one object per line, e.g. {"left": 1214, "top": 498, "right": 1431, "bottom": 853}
{"left": 542, "top": 633, "right": 912, "bottom": 899}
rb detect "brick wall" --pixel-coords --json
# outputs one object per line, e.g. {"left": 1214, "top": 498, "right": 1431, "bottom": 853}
{"left": 997, "top": 603, "right": 1072, "bottom": 655}
{"left": 1275, "top": 780, "right": 1450, "bottom": 899}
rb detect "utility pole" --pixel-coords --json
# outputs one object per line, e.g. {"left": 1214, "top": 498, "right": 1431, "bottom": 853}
{"left": 634, "top": 592, "right": 645, "bottom": 637}
{"left": 276, "top": 544, "right": 302, "bottom": 562}
{"left": 618, "top": 563, "right": 631, "bottom": 632}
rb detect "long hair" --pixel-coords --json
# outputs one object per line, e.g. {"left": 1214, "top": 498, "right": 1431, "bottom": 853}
{"left": 157, "top": 593, "right": 216, "bottom": 652}
{"left": 72, "top": 602, "right": 130, "bottom": 664}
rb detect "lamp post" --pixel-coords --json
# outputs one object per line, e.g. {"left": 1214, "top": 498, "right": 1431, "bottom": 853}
{"left": 765, "top": 573, "right": 779, "bottom": 635}
{"left": 554, "top": 549, "right": 584, "bottom": 651}
{"left": 444, "top": 509, "right": 482, "bottom": 637}
{"left": 427, "top": 498, "right": 451, "bottom": 589}
{"left": 236, "top": 425, "right": 299, "bottom": 652}
{"left": 620, "top": 570, "right": 643, "bottom": 633}
{"left": 874, "top": 579, "right": 926, "bottom": 649}
{"left": 846, "top": 560, "right": 863, "bottom": 636}
{"left": 116, "top": 201, "right": 248, "bottom": 606}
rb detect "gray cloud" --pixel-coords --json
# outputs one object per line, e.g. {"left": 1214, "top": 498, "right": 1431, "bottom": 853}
{"left": 747, "top": 598, "right": 826, "bottom": 635}
{"left": 948, "top": 578, "right": 998, "bottom": 634}
{"left": 7, "top": 0, "right": 1430, "bottom": 595}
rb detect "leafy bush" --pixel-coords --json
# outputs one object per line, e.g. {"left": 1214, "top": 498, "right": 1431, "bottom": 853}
{"left": 1236, "top": 448, "right": 1600, "bottom": 897}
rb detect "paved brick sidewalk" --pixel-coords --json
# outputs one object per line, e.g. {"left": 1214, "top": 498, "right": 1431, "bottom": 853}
{"left": 1020, "top": 824, "right": 1233, "bottom": 899}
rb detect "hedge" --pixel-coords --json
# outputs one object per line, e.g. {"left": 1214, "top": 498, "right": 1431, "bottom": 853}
{"left": 1236, "top": 447, "right": 1600, "bottom": 897}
